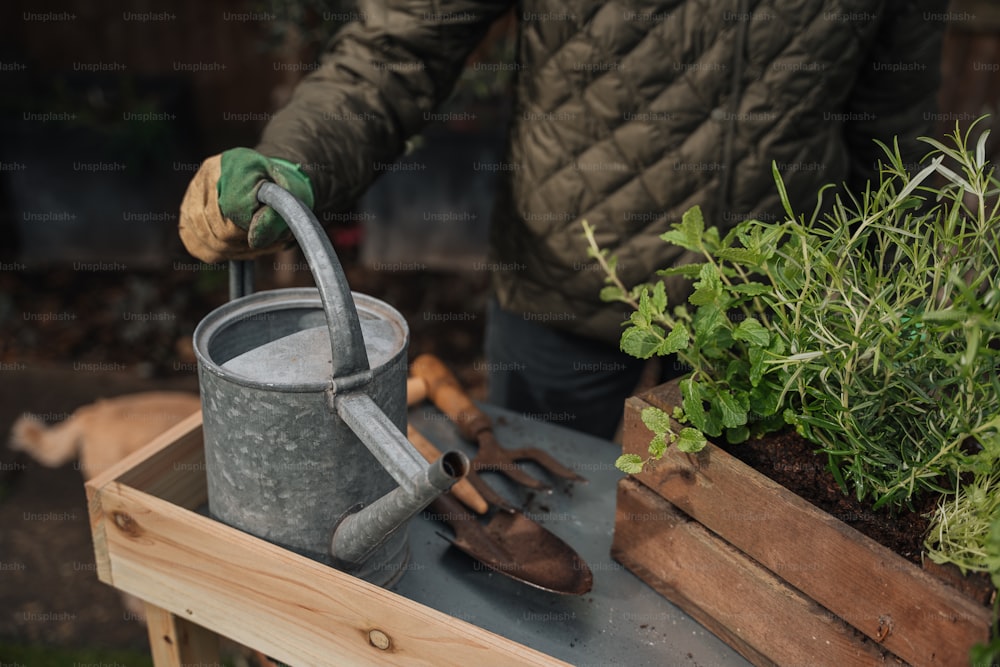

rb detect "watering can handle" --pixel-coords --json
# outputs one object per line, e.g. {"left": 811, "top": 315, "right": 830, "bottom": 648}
{"left": 227, "top": 183, "right": 371, "bottom": 378}
{"left": 229, "top": 260, "right": 254, "bottom": 300}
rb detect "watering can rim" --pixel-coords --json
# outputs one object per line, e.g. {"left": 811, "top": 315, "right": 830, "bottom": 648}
{"left": 193, "top": 287, "right": 409, "bottom": 392}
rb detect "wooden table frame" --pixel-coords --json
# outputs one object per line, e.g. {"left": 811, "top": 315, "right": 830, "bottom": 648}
{"left": 85, "top": 412, "right": 570, "bottom": 667}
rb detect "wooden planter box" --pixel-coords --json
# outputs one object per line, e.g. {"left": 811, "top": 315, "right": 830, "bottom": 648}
{"left": 611, "top": 381, "right": 994, "bottom": 667}
{"left": 85, "top": 412, "right": 569, "bottom": 667}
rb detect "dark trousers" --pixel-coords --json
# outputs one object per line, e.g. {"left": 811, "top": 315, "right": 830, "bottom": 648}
{"left": 484, "top": 299, "right": 684, "bottom": 440}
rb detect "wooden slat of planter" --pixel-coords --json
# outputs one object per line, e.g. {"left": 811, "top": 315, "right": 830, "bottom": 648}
{"left": 86, "top": 428, "right": 569, "bottom": 667}
{"left": 112, "top": 410, "right": 206, "bottom": 508}
{"left": 612, "top": 478, "right": 897, "bottom": 667}
{"left": 624, "top": 390, "right": 991, "bottom": 666}
{"left": 86, "top": 411, "right": 204, "bottom": 583}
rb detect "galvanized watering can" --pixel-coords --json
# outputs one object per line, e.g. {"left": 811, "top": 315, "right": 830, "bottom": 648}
{"left": 193, "top": 183, "right": 468, "bottom": 586}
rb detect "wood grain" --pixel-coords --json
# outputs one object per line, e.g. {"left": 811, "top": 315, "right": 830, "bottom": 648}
{"left": 622, "top": 388, "right": 991, "bottom": 666}
{"left": 86, "top": 422, "right": 570, "bottom": 667}
{"left": 86, "top": 410, "right": 205, "bottom": 583}
{"left": 144, "top": 602, "right": 221, "bottom": 667}
{"left": 410, "top": 354, "right": 491, "bottom": 440}
{"left": 612, "top": 478, "right": 899, "bottom": 667}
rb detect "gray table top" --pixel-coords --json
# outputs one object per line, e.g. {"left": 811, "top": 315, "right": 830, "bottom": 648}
{"left": 396, "top": 403, "right": 751, "bottom": 667}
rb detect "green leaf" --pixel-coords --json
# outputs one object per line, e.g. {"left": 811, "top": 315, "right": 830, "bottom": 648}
{"left": 702, "top": 404, "right": 724, "bottom": 437}
{"left": 729, "top": 282, "right": 772, "bottom": 296}
{"left": 920, "top": 309, "right": 966, "bottom": 322}
{"left": 648, "top": 433, "right": 668, "bottom": 459}
{"left": 616, "top": 454, "right": 644, "bottom": 474}
{"left": 676, "top": 428, "right": 707, "bottom": 452}
{"left": 658, "top": 323, "right": 690, "bottom": 356}
{"left": 599, "top": 285, "right": 625, "bottom": 302}
{"left": 637, "top": 288, "right": 655, "bottom": 324}
{"left": 768, "top": 334, "right": 786, "bottom": 356}
{"left": 629, "top": 309, "right": 650, "bottom": 328}
{"left": 690, "top": 264, "right": 729, "bottom": 308}
{"left": 620, "top": 326, "right": 663, "bottom": 359}
{"left": 697, "top": 262, "right": 723, "bottom": 290}
{"left": 732, "top": 318, "right": 771, "bottom": 347}
{"left": 657, "top": 263, "right": 706, "bottom": 278}
{"left": 660, "top": 205, "right": 705, "bottom": 251}
{"left": 703, "top": 225, "right": 721, "bottom": 251}
{"left": 693, "top": 303, "right": 725, "bottom": 338}
{"left": 651, "top": 281, "right": 668, "bottom": 313}
{"left": 680, "top": 378, "right": 708, "bottom": 432}
{"left": 641, "top": 406, "right": 673, "bottom": 435}
{"left": 749, "top": 382, "right": 781, "bottom": 416}
{"left": 715, "top": 388, "right": 749, "bottom": 428}
{"left": 715, "top": 247, "right": 762, "bottom": 265}
{"left": 725, "top": 358, "right": 750, "bottom": 384}
{"left": 725, "top": 425, "right": 750, "bottom": 444}
{"left": 688, "top": 284, "right": 718, "bottom": 306}
{"left": 748, "top": 345, "right": 767, "bottom": 386}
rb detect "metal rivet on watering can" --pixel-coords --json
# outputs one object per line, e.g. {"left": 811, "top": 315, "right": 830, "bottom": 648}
{"left": 368, "top": 629, "right": 391, "bottom": 650}
{"left": 193, "top": 182, "right": 468, "bottom": 587}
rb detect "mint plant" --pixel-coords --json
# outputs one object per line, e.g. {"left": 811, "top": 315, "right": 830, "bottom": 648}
{"left": 584, "top": 202, "right": 797, "bottom": 474}
{"left": 589, "top": 122, "right": 1000, "bottom": 576}
{"left": 583, "top": 208, "right": 789, "bottom": 477}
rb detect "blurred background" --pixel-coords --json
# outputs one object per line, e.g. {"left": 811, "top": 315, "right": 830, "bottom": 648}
{"left": 0, "top": 0, "right": 996, "bottom": 664}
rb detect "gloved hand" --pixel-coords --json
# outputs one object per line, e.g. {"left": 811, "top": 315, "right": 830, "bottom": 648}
{"left": 179, "top": 148, "right": 314, "bottom": 264}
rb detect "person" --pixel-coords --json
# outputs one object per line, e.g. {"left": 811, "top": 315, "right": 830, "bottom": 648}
{"left": 179, "top": 0, "right": 946, "bottom": 440}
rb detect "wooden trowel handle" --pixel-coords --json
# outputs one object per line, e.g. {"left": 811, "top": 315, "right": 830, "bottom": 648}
{"left": 410, "top": 354, "right": 492, "bottom": 441}
{"left": 406, "top": 376, "right": 428, "bottom": 406}
{"left": 407, "top": 425, "right": 488, "bottom": 514}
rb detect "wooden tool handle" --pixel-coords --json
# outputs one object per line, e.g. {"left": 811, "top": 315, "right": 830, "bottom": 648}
{"left": 407, "top": 425, "right": 488, "bottom": 514}
{"left": 410, "top": 354, "right": 491, "bottom": 441}
{"left": 406, "top": 376, "right": 427, "bottom": 407}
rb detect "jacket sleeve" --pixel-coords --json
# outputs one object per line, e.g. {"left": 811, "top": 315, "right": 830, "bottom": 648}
{"left": 255, "top": 0, "right": 512, "bottom": 213}
{"left": 843, "top": 0, "right": 947, "bottom": 190}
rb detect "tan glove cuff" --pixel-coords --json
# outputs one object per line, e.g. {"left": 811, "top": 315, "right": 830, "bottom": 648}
{"left": 179, "top": 154, "right": 281, "bottom": 264}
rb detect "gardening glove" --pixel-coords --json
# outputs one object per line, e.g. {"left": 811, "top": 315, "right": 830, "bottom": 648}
{"left": 178, "top": 148, "right": 314, "bottom": 264}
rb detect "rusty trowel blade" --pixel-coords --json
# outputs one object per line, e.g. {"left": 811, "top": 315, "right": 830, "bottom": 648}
{"left": 430, "top": 495, "right": 593, "bottom": 595}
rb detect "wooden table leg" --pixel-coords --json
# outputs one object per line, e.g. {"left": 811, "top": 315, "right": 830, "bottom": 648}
{"left": 144, "top": 602, "right": 222, "bottom": 667}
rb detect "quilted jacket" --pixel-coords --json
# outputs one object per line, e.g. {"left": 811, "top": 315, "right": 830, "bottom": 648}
{"left": 257, "top": 0, "right": 946, "bottom": 345}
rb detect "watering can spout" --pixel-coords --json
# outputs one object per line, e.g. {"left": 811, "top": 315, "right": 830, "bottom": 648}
{"left": 329, "top": 391, "right": 469, "bottom": 572}
{"left": 330, "top": 448, "right": 469, "bottom": 571}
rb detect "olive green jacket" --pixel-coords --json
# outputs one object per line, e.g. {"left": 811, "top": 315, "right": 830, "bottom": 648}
{"left": 257, "top": 0, "right": 945, "bottom": 345}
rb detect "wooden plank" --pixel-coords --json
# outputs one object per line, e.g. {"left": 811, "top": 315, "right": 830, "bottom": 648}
{"left": 86, "top": 411, "right": 205, "bottom": 584}
{"left": 111, "top": 411, "right": 207, "bottom": 509}
{"left": 86, "top": 471, "right": 113, "bottom": 583}
{"left": 624, "top": 390, "right": 992, "bottom": 666}
{"left": 612, "top": 478, "right": 899, "bottom": 667}
{"left": 144, "top": 602, "right": 221, "bottom": 667}
{"left": 92, "top": 480, "right": 569, "bottom": 667}
{"left": 85, "top": 410, "right": 206, "bottom": 508}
